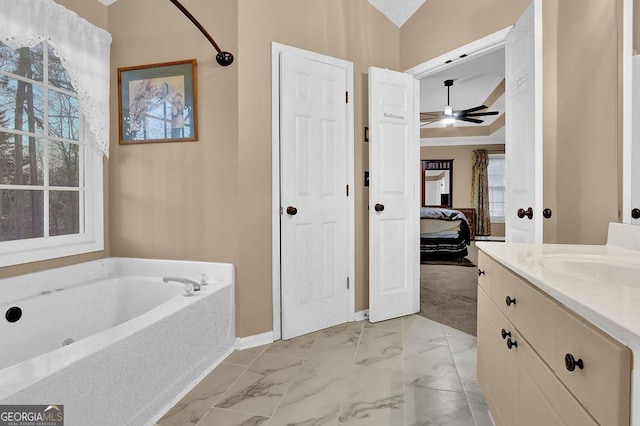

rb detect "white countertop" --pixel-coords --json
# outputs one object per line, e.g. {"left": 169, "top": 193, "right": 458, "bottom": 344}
{"left": 477, "top": 224, "right": 640, "bottom": 348}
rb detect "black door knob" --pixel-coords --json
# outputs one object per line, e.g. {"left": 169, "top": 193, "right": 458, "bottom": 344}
{"left": 478, "top": 269, "right": 485, "bottom": 277}
{"left": 374, "top": 203, "right": 385, "bottom": 212}
{"left": 506, "top": 337, "right": 518, "bottom": 350}
{"left": 517, "top": 207, "right": 533, "bottom": 219}
{"left": 501, "top": 328, "right": 511, "bottom": 340}
{"left": 505, "top": 296, "right": 516, "bottom": 307}
{"left": 565, "top": 353, "right": 584, "bottom": 371}
{"left": 543, "top": 208, "right": 552, "bottom": 219}
{"left": 286, "top": 206, "right": 298, "bottom": 216}
{"left": 632, "top": 208, "right": 640, "bottom": 219}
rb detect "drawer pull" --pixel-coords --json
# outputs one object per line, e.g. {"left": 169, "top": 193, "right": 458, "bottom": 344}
{"left": 478, "top": 269, "right": 485, "bottom": 277}
{"left": 501, "top": 329, "right": 511, "bottom": 340}
{"left": 506, "top": 337, "right": 518, "bottom": 350}
{"left": 565, "top": 353, "right": 584, "bottom": 371}
{"left": 505, "top": 296, "right": 517, "bottom": 307}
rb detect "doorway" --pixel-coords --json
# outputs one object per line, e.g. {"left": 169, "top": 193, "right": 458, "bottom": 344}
{"left": 405, "top": 28, "right": 511, "bottom": 335}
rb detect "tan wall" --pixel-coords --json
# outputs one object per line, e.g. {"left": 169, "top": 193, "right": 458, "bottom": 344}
{"left": 400, "top": 0, "right": 531, "bottom": 71}
{"left": 107, "top": 0, "right": 240, "bottom": 270}
{"left": 237, "top": 0, "right": 398, "bottom": 336}
{"left": 420, "top": 144, "right": 506, "bottom": 237}
{"left": 0, "top": 0, "right": 109, "bottom": 280}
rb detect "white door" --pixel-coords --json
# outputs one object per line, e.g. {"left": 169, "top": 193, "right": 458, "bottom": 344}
{"left": 631, "top": 55, "right": 640, "bottom": 225}
{"left": 368, "top": 66, "right": 420, "bottom": 323}
{"left": 505, "top": 0, "right": 544, "bottom": 243}
{"left": 280, "top": 50, "right": 351, "bottom": 339}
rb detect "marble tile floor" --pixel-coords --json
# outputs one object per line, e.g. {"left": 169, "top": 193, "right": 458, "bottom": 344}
{"left": 156, "top": 314, "right": 492, "bottom": 426}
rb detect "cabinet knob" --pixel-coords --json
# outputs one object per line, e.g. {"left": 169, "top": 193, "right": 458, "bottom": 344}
{"left": 505, "top": 296, "right": 517, "bottom": 307}
{"left": 632, "top": 208, "right": 640, "bottom": 220}
{"left": 478, "top": 269, "right": 485, "bottom": 277}
{"left": 501, "top": 328, "right": 511, "bottom": 340}
{"left": 517, "top": 207, "right": 533, "bottom": 219}
{"left": 506, "top": 337, "right": 518, "bottom": 350}
{"left": 564, "top": 353, "right": 584, "bottom": 371}
{"left": 543, "top": 208, "right": 553, "bottom": 219}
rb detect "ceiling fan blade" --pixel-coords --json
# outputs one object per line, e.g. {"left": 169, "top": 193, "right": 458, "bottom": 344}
{"left": 457, "top": 117, "right": 484, "bottom": 124}
{"left": 464, "top": 111, "right": 500, "bottom": 117}
{"left": 421, "top": 112, "right": 442, "bottom": 118}
{"left": 420, "top": 119, "right": 442, "bottom": 127}
{"left": 455, "top": 105, "right": 488, "bottom": 116}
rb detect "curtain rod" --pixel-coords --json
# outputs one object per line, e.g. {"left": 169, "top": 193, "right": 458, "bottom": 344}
{"left": 168, "top": 0, "right": 234, "bottom": 66}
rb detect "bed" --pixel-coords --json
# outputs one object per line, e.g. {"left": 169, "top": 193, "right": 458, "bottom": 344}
{"left": 420, "top": 207, "right": 472, "bottom": 262}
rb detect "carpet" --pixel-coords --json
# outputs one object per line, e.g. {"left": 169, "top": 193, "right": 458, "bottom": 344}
{"left": 419, "top": 242, "right": 479, "bottom": 336}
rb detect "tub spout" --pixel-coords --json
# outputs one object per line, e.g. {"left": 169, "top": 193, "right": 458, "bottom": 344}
{"left": 162, "top": 277, "right": 201, "bottom": 291}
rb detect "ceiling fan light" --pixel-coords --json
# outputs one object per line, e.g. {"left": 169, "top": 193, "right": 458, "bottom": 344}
{"left": 442, "top": 117, "right": 455, "bottom": 126}
{"left": 444, "top": 105, "right": 453, "bottom": 116}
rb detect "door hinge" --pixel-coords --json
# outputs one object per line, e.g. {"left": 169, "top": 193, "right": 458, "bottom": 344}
{"left": 346, "top": 91, "right": 349, "bottom": 103}
{"left": 346, "top": 184, "right": 349, "bottom": 197}
{"left": 347, "top": 277, "right": 350, "bottom": 289}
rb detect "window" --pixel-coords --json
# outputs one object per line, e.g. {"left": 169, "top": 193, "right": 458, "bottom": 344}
{"left": 487, "top": 153, "right": 506, "bottom": 223}
{"left": 0, "top": 40, "right": 103, "bottom": 266}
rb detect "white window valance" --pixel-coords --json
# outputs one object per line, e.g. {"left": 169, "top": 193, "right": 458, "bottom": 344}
{"left": 0, "top": 0, "right": 112, "bottom": 157}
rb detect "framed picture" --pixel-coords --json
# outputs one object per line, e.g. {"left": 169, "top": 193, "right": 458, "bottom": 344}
{"left": 118, "top": 59, "right": 197, "bottom": 144}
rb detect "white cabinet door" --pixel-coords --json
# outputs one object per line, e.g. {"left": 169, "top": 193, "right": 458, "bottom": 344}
{"left": 280, "top": 50, "right": 350, "bottom": 339}
{"left": 368, "top": 66, "right": 420, "bottom": 323}
{"left": 505, "top": 0, "right": 544, "bottom": 243}
{"left": 630, "top": 55, "right": 640, "bottom": 225}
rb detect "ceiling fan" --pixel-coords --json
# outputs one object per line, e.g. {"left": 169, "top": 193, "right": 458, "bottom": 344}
{"left": 420, "top": 79, "right": 499, "bottom": 127}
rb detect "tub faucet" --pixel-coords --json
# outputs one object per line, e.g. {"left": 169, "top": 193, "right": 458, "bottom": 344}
{"left": 162, "top": 277, "right": 201, "bottom": 291}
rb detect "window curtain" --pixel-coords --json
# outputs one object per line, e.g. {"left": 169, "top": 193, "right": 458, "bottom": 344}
{"left": 471, "top": 149, "right": 492, "bottom": 236}
{"left": 0, "top": 0, "right": 112, "bottom": 157}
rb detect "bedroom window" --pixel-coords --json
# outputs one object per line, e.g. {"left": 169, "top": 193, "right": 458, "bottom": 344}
{"left": 487, "top": 153, "right": 505, "bottom": 223}
{"left": 0, "top": 0, "right": 111, "bottom": 266}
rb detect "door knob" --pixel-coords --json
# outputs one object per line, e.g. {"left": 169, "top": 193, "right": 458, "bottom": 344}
{"left": 286, "top": 206, "right": 298, "bottom": 216}
{"left": 543, "top": 208, "right": 552, "bottom": 219}
{"left": 632, "top": 208, "right": 640, "bottom": 219}
{"left": 564, "top": 353, "right": 584, "bottom": 371}
{"left": 517, "top": 207, "right": 533, "bottom": 219}
{"left": 374, "top": 203, "right": 385, "bottom": 212}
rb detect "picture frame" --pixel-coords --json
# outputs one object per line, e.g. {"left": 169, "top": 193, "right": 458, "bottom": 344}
{"left": 117, "top": 59, "right": 198, "bottom": 144}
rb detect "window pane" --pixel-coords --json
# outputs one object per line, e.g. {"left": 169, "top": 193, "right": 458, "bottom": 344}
{"left": 48, "top": 45, "right": 75, "bottom": 93}
{"left": 0, "top": 77, "right": 45, "bottom": 133}
{"left": 0, "top": 132, "right": 44, "bottom": 185}
{"left": 0, "top": 189, "right": 44, "bottom": 241}
{"left": 49, "top": 141, "right": 79, "bottom": 187}
{"left": 49, "top": 190, "right": 80, "bottom": 236}
{"left": 48, "top": 90, "right": 79, "bottom": 140}
{"left": 0, "top": 42, "right": 44, "bottom": 81}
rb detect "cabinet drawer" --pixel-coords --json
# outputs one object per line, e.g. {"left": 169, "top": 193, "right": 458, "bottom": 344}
{"left": 516, "top": 332, "right": 598, "bottom": 426}
{"left": 491, "top": 262, "right": 557, "bottom": 362}
{"left": 477, "top": 251, "right": 492, "bottom": 295}
{"left": 554, "top": 307, "right": 631, "bottom": 426}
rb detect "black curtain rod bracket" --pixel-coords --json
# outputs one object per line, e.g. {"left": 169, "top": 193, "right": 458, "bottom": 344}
{"left": 168, "top": 0, "right": 234, "bottom": 66}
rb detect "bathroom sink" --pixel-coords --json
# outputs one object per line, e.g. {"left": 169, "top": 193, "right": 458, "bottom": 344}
{"left": 536, "top": 254, "right": 640, "bottom": 287}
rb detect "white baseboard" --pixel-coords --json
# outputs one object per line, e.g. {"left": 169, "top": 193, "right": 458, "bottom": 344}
{"left": 354, "top": 309, "right": 369, "bottom": 322}
{"left": 475, "top": 236, "right": 505, "bottom": 242}
{"left": 235, "top": 331, "right": 274, "bottom": 350}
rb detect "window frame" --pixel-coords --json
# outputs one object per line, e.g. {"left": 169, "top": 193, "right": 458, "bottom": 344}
{"left": 0, "top": 41, "right": 104, "bottom": 267}
{"left": 487, "top": 153, "right": 506, "bottom": 224}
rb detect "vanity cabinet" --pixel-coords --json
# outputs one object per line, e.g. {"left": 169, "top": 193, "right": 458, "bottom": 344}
{"left": 477, "top": 252, "right": 631, "bottom": 425}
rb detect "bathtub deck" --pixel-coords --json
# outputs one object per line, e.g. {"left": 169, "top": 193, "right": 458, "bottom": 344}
{"left": 156, "top": 314, "right": 490, "bottom": 426}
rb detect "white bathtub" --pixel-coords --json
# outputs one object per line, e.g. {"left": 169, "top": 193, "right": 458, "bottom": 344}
{"left": 0, "top": 257, "right": 235, "bottom": 426}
